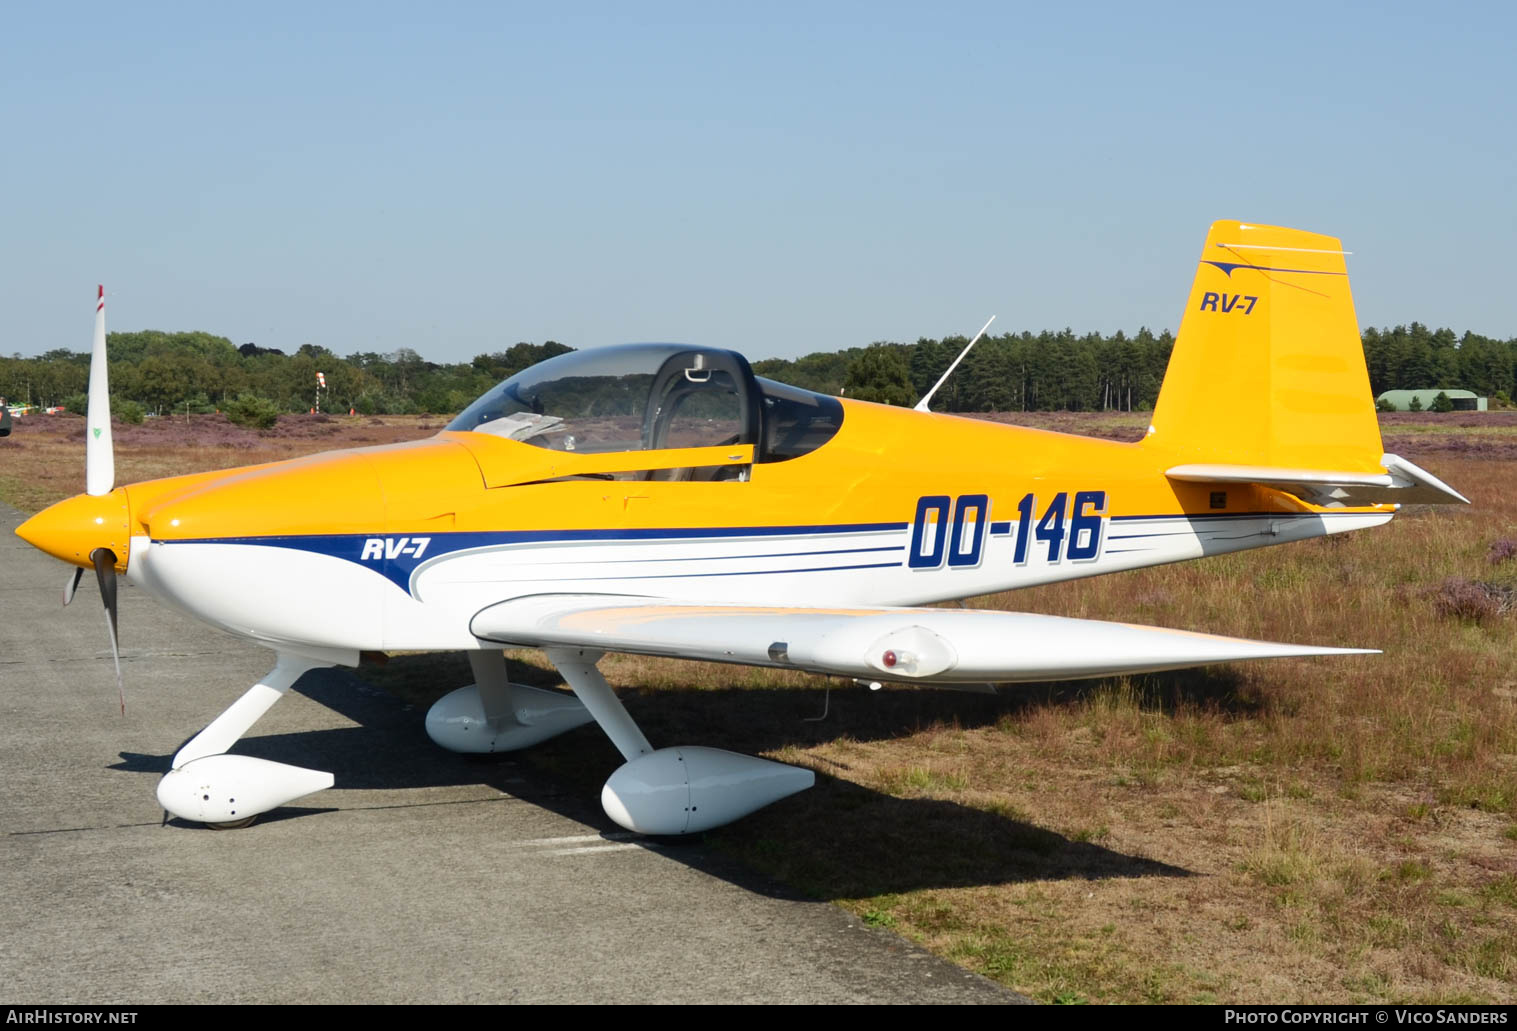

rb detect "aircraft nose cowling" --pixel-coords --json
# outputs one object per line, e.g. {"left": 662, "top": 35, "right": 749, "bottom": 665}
{"left": 15, "top": 489, "right": 131, "bottom": 571}
{"left": 139, "top": 450, "right": 385, "bottom": 541}
{"left": 137, "top": 436, "right": 480, "bottom": 542}
{"left": 127, "top": 438, "right": 480, "bottom": 651}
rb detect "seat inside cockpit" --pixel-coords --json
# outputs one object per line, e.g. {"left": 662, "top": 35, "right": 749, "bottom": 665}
{"left": 448, "top": 343, "right": 843, "bottom": 480}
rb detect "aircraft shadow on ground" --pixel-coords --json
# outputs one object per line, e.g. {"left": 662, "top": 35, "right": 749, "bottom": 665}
{"left": 111, "top": 659, "right": 1197, "bottom": 899}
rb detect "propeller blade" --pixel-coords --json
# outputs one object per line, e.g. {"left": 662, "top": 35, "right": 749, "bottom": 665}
{"left": 86, "top": 285, "right": 114, "bottom": 497}
{"left": 91, "top": 548, "right": 124, "bottom": 715}
{"left": 63, "top": 566, "right": 84, "bottom": 606}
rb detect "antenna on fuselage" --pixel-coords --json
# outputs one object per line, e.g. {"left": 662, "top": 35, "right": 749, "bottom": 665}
{"left": 913, "top": 314, "right": 995, "bottom": 413}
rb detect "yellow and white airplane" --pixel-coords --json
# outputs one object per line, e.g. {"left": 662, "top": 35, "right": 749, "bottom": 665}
{"left": 17, "top": 222, "right": 1466, "bottom": 834}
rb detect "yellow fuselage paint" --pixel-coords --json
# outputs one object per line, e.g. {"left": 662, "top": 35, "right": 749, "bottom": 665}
{"left": 110, "top": 398, "right": 1378, "bottom": 556}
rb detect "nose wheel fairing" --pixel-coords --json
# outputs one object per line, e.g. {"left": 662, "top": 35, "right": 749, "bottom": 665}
{"left": 157, "top": 754, "right": 333, "bottom": 826}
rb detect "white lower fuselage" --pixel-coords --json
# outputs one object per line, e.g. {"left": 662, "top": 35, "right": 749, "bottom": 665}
{"left": 125, "top": 508, "right": 1392, "bottom": 656}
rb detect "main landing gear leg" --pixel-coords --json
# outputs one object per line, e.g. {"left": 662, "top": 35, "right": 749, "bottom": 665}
{"left": 545, "top": 648, "right": 652, "bottom": 761}
{"left": 544, "top": 647, "right": 814, "bottom": 836}
{"left": 155, "top": 652, "right": 337, "bottom": 828}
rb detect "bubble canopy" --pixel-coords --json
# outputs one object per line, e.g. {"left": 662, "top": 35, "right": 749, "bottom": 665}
{"left": 448, "top": 343, "right": 843, "bottom": 463}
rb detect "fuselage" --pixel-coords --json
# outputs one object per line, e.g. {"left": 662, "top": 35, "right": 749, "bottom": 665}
{"left": 24, "top": 394, "right": 1389, "bottom": 655}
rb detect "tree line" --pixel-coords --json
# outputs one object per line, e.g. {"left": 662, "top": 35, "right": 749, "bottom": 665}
{"left": 776, "top": 322, "right": 1517, "bottom": 411}
{"left": 0, "top": 334, "right": 571, "bottom": 419}
{"left": 766, "top": 328, "right": 1175, "bottom": 411}
{"left": 0, "top": 322, "right": 1512, "bottom": 419}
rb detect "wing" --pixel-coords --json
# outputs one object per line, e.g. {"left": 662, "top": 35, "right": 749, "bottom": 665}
{"left": 471, "top": 595, "right": 1373, "bottom": 684}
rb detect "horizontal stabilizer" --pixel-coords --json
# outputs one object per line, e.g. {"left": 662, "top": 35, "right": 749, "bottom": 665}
{"left": 472, "top": 595, "right": 1375, "bottom": 684}
{"left": 1167, "top": 452, "right": 1468, "bottom": 507}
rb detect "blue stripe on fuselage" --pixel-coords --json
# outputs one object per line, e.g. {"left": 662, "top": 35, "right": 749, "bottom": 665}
{"left": 152, "top": 511, "right": 1345, "bottom": 595}
{"left": 156, "top": 522, "right": 911, "bottom": 595}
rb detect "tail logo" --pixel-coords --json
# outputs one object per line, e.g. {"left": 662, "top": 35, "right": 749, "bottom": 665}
{"left": 1203, "top": 260, "right": 1344, "bottom": 278}
{"left": 1198, "top": 292, "right": 1258, "bottom": 315}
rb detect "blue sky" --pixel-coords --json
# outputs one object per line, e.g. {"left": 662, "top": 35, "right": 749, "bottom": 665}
{"left": 2, "top": 2, "right": 1513, "bottom": 362}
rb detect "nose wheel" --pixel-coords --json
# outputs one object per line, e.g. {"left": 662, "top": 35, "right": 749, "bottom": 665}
{"left": 156, "top": 651, "right": 348, "bottom": 828}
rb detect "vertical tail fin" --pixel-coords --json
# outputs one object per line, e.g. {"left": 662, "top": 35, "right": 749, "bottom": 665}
{"left": 1147, "top": 221, "right": 1384, "bottom": 473}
